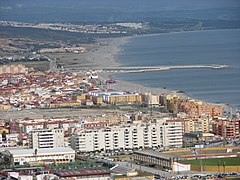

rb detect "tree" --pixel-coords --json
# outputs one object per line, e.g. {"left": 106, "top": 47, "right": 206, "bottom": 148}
{"left": 2, "top": 131, "right": 7, "bottom": 141}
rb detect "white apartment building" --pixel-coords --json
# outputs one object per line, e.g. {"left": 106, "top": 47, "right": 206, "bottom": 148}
{"left": 142, "top": 92, "right": 160, "bottom": 106}
{"left": 70, "top": 119, "right": 184, "bottom": 152}
{"left": 29, "top": 128, "right": 65, "bottom": 149}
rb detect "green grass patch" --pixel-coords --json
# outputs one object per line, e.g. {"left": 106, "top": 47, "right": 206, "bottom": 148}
{"left": 180, "top": 157, "right": 240, "bottom": 166}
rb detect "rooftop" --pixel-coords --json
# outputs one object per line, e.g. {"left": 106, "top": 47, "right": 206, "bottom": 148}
{"left": 6, "top": 147, "right": 75, "bottom": 156}
{"left": 134, "top": 150, "right": 180, "bottom": 160}
{"left": 55, "top": 170, "right": 110, "bottom": 177}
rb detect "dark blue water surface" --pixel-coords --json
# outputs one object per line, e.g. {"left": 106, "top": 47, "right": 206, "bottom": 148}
{"left": 114, "top": 29, "right": 240, "bottom": 108}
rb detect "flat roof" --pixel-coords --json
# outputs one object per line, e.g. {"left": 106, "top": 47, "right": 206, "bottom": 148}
{"left": 56, "top": 170, "right": 110, "bottom": 177}
{"left": 6, "top": 147, "right": 75, "bottom": 157}
{"left": 134, "top": 150, "right": 179, "bottom": 160}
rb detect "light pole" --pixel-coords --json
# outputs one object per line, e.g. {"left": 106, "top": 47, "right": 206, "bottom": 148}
{"left": 218, "top": 161, "right": 220, "bottom": 173}
{"left": 200, "top": 148, "right": 203, "bottom": 173}
{"left": 193, "top": 148, "right": 203, "bottom": 172}
{"left": 223, "top": 161, "right": 226, "bottom": 173}
{"left": 177, "top": 157, "right": 179, "bottom": 174}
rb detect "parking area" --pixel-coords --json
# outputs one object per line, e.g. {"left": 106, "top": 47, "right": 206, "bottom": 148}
{"left": 77, "top": 149, "right": 134, "bottom": 162}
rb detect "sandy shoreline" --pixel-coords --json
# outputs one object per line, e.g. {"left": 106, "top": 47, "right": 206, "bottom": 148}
{"left": 79, "top": 36, "right": 131, "bottom": 69}
{"left": 72, "top": 35, "right": 235, "bottom": 112}
{"left": 89, "top": 36, "right": 189, "bottom": 98}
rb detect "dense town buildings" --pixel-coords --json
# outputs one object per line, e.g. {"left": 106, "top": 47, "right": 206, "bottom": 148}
{"left": 0, "top": 21, "right": 146, "bottom": 35}
{"left": 1, "top": 64, "right": 239, "bottom": 179}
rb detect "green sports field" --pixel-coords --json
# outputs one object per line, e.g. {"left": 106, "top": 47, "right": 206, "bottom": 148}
{"left": 180, "top": 157, "right": 240, "bottom": 166}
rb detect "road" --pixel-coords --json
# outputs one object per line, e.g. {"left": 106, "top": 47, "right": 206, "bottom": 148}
{"left": 118, "top": 161, "right": 172, "bottom": 178}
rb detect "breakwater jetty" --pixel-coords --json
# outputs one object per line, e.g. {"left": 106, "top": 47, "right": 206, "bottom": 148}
{"left": 82, "top": 64, "right": 229, "bottom": 73}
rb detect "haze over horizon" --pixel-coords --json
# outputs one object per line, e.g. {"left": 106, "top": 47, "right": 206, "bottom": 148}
{"left": 1, "top": 0, "right": 240, "bottom": 22}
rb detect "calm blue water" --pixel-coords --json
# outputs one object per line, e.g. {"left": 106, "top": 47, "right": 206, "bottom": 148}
{"left": 114, "top": 29, "right": 240, "bottom": 108}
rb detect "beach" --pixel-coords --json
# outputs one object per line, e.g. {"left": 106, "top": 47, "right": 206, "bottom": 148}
{"left": 62, "top": 34, "right": 235, "bottom": 112}
{"left": 75, "top": 36, "right": 190, "bottom": 99}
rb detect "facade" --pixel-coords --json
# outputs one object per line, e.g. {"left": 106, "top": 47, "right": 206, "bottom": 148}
{"left": 166, "top": 96, "right": 179, "bottom": 114}
{"left": 29, "top": 128, "right": 65, "bottom": 149}
{"left": 82, "top": 114, "right": 130, "bottom": 125}
{"left": 179, "top": 101, "right": 222, "bottom": 118}
{"left": 70, "top": 119, "right": 184, "bottom": 152}
{"left": 0, "top": 64, "right": 30, "bottom": 74}
{"left": 142, "top": 92, "right": 160, "bottom": 106}
{"left": 134, "top": 150, "right": 190, "bottom": 172}
{"left": 106, "top": 94, "right": 142, "bottom": 104}
{"left": 88, "top": 90, "right": 142, "bottom": 105}
{"left": 183, "top": 132, "right": 215, "bottom": 147}
{"left": 2, "top": 147, "right": 75, "bottom": 166}
{"left": 184, "top": 116, "right": 210, "bottom": 133}
{"left": 16, "top": 118, "right": 77, "bottom": 134}
{"left": 212, "top": 119, "right": 240, "bottom": 138}
{"left": 133, "top": 150, "right": 176, "bottom": 171}
{"left": 0, "top": 133, "right": 19, "bottom": 147}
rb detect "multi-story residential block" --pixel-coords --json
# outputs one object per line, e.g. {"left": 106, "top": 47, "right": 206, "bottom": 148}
{"left": 88, "top": 90, "right": 142, "bottom": 105}
{"left": 72, "top": 93, "right": 87, "bottom": 101}
{"left": 142, "top": 92, "right": 160, "bottom": 106}
{"left": 179, "top": 101, "right": 222, "bottom": 118}
{"left": 212, "top": 118, "right": 240, "bottom": 138}
{"left": 184, "top": 116, "right": 210, "bottom": 133}
{"left": 105, "top": 93, "right": 142, "bottom": 105}
{"left": 81, "top": 114, "right": 130, "bottom": 125}
{"left": 29, "top": 128, "right": 65, "bottom": 149}
{"left": 70, "top": 118, "right": 184, "bottom": 152}
{"left": 0, "top": 64, "right": 31, "bottom": 74}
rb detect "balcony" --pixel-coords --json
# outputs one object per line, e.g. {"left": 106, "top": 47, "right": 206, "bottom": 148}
{"left": 38, "top": 138, "right": 53, "bottom": 142}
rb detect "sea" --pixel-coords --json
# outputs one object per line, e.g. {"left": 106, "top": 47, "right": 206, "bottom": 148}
{"left": 113, "top": 29, "right": 240, "bottom": 108}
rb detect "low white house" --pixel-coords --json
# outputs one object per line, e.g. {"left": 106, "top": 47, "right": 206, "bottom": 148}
{"left": 2, "top": 147, "right": 75, "bottom": 166}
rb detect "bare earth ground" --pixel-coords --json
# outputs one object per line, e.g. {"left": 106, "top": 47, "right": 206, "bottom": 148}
{"left": 0, "top": 108, "right": 124, "bottom": 121}
{"left": 50, "top": 37, "right": 129, "bottom": 71}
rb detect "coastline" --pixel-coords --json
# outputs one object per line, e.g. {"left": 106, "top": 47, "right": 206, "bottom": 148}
{"left": 1, "top": 26, "right": 235, "bottom": 111}
{"left": 78, "top": 33, "right": 236, "bottom": 112}
{"left": 92, "top": 36, "right": 190, "bottom": 99}
{"left": 83, "top": 36, "right": 132, "bottom": 68}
